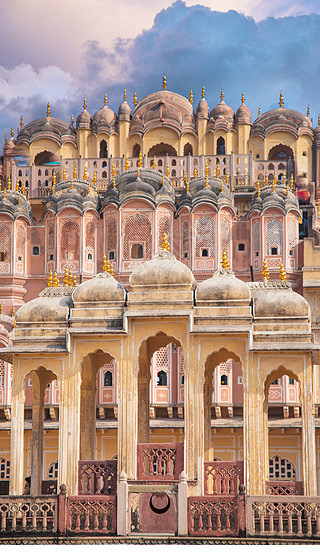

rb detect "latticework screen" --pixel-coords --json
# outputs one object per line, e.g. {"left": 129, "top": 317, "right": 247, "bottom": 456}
{"left": 158, "top": 214, "right": 171, "bottom": 250}
{"left": 220, "top": 217, "right": 230, "bottom": 255}
{"left": 266, "top": 219, "right": 282, "bottom": 255}
{"left": 60, "top": 220, "right": 80, "bottom": 260}
{"left": 195, "top": 216, "right": 215, "bottom": 257}
{"left": 0, "top": 224, "right": 11, "bottom": 262}
{"left": 106, "top": 216, "right": 117, "bottom": 255}
{"left": 253, "top": 220, "right": 260, "bottom": 253}
{"left": 182, "top": 219, "right": 190, "bottom": 257}
{"left": 123, "top": 213, "right": 151, "bottom": 259}
{"left": 85, "top": 220, "right": 95, "bottom": 250}
{"left": 47, "top": 220, "right": 55, "bottom": 259}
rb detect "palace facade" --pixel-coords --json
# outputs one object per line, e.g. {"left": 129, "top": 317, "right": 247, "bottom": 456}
{"left": 0, "top": 81, "right": 320, "bottom": 538}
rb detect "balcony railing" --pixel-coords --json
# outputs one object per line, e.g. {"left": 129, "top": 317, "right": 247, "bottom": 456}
{"left": 137, "top": 443, "right": 184, "bottom": 481}
{"left": 204, "top": 461, "right": 244, "bottom": 495}
{"left": 78, "top": 460, "right": 117, "bottom": 495}
{"left": 0, "top": 495, "right": 57, "bottom": 533}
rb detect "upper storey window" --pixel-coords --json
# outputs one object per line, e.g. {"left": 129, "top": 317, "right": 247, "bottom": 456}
{"left": 266, "top": 219, "right": 282, "bottom": 256}
{"left": 217, "top": 136, "right": 226, "bottom": 155}
{"left": 60, "top": 220, "right": 80, "bottom": 262}
{"left": 100, "top": 140, "right": 108, "bottom": 158}
{"left": 131, "top": 244, "right": 143, "bottom": 259}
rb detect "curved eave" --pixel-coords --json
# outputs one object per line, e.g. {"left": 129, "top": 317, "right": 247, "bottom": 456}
{"left": 119, "top": 194, "right": 156, "bottom": 209}
{"left": 100, "top": 199, "right": 120, "bottom": 211}
{"left": 60, "top": 135, "right": 77, "bottom": 145}
{"left": 142, "top": 121, "right": 182, "bottom": 137}
{"left": 0, "top": 205, "right": 32, "bottom": 224}
{"left": 128, "top": 126, "right": 143, "bottom": 137}
{"left": 217, "top": 200, "right": 236, "bottom": 215}
{"left": 297, "top": 127, "right": 314, "bottom": 139}
{"left": 260, "top": 204, "right": 286, "bottom": 216}
{"left": 181, "top": 128, "right": 198, "bottom": 137}
{"left": 155, "top": 196, "right": 175, "bottom": 210}
{"left": 264, "top": 125, "right": 299, "bottom": 139}
{"left": 191, "top": 198, "right": 219, "bottom": 211}
{"left": 30, "top": 132, "right": 62, "bottom": 146}
{"left": 176, "top": 203, "right": 191, "bottom": 216}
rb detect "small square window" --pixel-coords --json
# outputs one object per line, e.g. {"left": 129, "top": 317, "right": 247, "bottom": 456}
{"left": 238, "top": 243, "right": 245, "bottom": 252}
{"left": 271, "top": 247, "right": 278, "bottom": 255}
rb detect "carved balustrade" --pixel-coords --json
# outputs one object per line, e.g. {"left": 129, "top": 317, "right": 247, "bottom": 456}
{"left": 204, "top": 461, "right": 244, "bottom": 495}
{"left": 247, "top": 496, "right": 320, "bottom": 537}
{"left": 266, "top": 481, "right": 304, "bottom": 496}
{"left": 188, "top": 496, "right": 243, "bottom": 537}
{"left": 66, "top": 495, "right": 116, "bottom": 535}
{"left": 137, "top": 443, "right": 184, "bottom": 481}
{"left": 78, "top": 460, "right": 117, "bottom": 495}
{"left": 0, "top": 496, "right": 57, "bottom": 533}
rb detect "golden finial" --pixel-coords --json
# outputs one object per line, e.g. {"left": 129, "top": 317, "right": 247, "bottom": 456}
{"left": 63, "top": 267, "right": 69, "bottom": 285}
{"left": 18, "top": 193, "right": 20, "bottom": 205}
{"left": 0, "top": 304, "right": 2, "bottom": 315}
{"left": 13, "top": 318, "right": 16, "bottom": 328}
{"left": 83, "top": 98, "right": 87, "bottom": 110}
{"left": 11, "top": 126, "right": 14, "bottom": 138}
{"left": 4, "top": 134, "right": 7, "bottom": 143}
{"left": 106, "top": 258, "right": 111, "bottom": 273}
{"left": 264, "top": 174, "right": 268, "bottom": 187}
{"left": 201, "top": 85, "right": 205, "bottom": 99}
{"left": 221, "top": 250, "right": 230, "bottom": 269}
{"left": 166, "top": 163, "right": 170, "bottom": 177}
{"left": 162, "top": 174, "right": 165, "bottom": 188}
{"left": 63, "top": 167, "right": 66, "bottom": 180}
{"left": 215, "top": 162, "right": 220, "bottom": 178}
{"left": 152, "top": 156, "right": 156, "bottom": 170}
{"left": 220, "top": 89, "right": 224, "bottom": 102}
{"left": 22, "top": 181, "right": 25, "bottom": 195}
{"left": 83, "top": 166, "right": 88, "bottom": 180}
{"left": 137, "top": 167, "right": 140, "bottom": 179}
{"left": 70, "top": 179, "right": 74, "bottom": 190}
{"left": 71, "top": 114, "right": 74, "bottom": 125}
{"left": 133, "top": 92, "right": 138, "bottom": 107}
{"left": 318, "top": 115, "right": 320, "bottom": 127}
{"left": 189, "top": 90, "right": 193, "bottom": 104}
{"left": 73, "top": 164, "right": 77, "bottom": 179}
{"left": 279, "top": 262, "right": 286, "bottom": 282}
{"left": 52, "top": 180, "right": 55, "bottom": 195}
{"left": 307, "top": 105, "right": 310, "bottom": 117}
{"left": 282, "top": 171, "right": 286, "bottom": 188}
{"left": 262, "top": 259, "right": 270, "bottom": 282}
{"left": 172, "top": 177, "right": 175, "bottom": 188}
{"left": 87, "top": 182, "right": 91, "bottom": 195}
{"left": 111, "top": 163, "right": 115, "bottom": 179}
{"left": 68, "top": 268, "right": 72, "bottom": 286}
{"left": 110, "top": 262, "right": 114, "bottom": 277}
{"left": 93, "top": 170, "right": 97, "bottom": 185}
{"left": 124, "top": 156, "right": 129, "bottom": 171}
{"left": 205, "top": 160, "right": 209, "bottom": 177}
{"left": 257, "top": 180, "right": 261, "bottom": 198}
{"left": 226, "top": 171, "right": 229, "bottom": 185}
{"left": 272, "top": 172, "right": 276, "bottom": 191}
{"left": 104, "top": 93, "right": 107, "bottom": 106}
{"left": 220, "top": 179, "right": 224, "bottom": 192}
{"left": 27, "top": 190, "right": 29, "bottom": 201}
{"left": 205, "top": 174, "right": 209, "bottom": 188}
{"left": 20, "top": 116, "right": 23, "bottom": 129}
{"left": 11, "top": 306, "right": 14, "bottom": 318}
{"left": 0, "top": 180, "right": 2, "bottom": 192}
{"left": 53, "top": 271, "right": 59, "bottom": 287}
{"left": 194, "top": 167, "right": 198, "bottom": 179}
{"left": 162, "top": 74, "right": 167, "bottom": 91}
{"left": 123, "top": 89, "right": 127, "bottom": 101}
{"left": 47, "top": 102, "right": 51, "bottom": 117}
{"left": 3, "top": 188, "right": 6, "bottom": 199}
{"left": 241, "top": 92, "right": 245, "bottom": 105}
{"left": 102, "top": 253, "right": 107, "bottom": 272}
{"left": 138, "top": 150, "right": 142, "bottom": 168}
{"left": 258, "top": 106, "right": 261, "bottom": 116}
{"left": 113, "top": 174, "right": 116, "bottom": 188}
{"left": 231, "top": 183, "right": 234, "bottom": 193}
{"left": 286, "top": 181, "right": 289, "bottom": 196}
{"left": 318, "top": 206, "right": 320, "bottom": 217}
{"left": 72, "top": 274, "right": 77, "bottom": 287}
{"left": 52, "top": 170, "right": 56, "bottom": 186}
{"left": 162, "top": 231, "right": 170, "bottom": 251}
{"left": 279, "top": 91, "right": 284, "bottom": 108}
{"left": 15, "top": 179, "right": 19, "bottom": 192}
{"left": 290, "top": 173, "right": 294, "bottom": 189}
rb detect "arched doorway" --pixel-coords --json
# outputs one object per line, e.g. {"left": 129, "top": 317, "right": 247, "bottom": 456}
{"left": 99, "top": 140, "right": 108, "bottom": 158}
{"left": 216, "top": 136, "right": 226, "bottom": 155}
{"left": 268, "top": 144, "right": 294, "bottom": 161}
{"left": 34, "top": 151, "right": 59, "bottom": 165}
{"left": 147, "top": 143, "right": 177, "bottom": 157}
{"left": 132, "top": 143, "right": 141, "bottom": 157}
{"left": 183, "top": 142, "right": 193, "bottom": 156}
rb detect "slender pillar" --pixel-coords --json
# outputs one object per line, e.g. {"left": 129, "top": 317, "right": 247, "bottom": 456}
{"left": 184, "top": 349, "right": 204, "bottom": 490}
{"left": 301, "top": 355, "right": 317, "bottom": 495}
{"left": 10, "top": 369, "right": 25, "bottom": 495}
{"left": 80, "top": 356, "right": 96, "bottom": 460}
{"left": 30, "top": 371, "right": 45, "bottom": 495}
{"left": 118, "top": 347, "right": 139, "bottom": 479}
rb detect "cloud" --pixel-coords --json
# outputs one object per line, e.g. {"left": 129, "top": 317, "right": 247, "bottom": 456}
{"left": 1, "top": 1, "right": 320, "bottom": 141}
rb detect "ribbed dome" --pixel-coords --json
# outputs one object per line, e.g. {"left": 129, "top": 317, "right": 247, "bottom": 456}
{"left": 196, "top": 268, "right": 250, "bottom": 301}
{"left": 197, "top": 98, "right": 209, "bottom": 118}
{"left": 130, "top": 250, "right": 196, "bottom": 290}
{"left": 76, "top": 106, "right": 91, "bottom": 129}
{"left": 118, "top": 100, "right": 131, "bottom": 120}
{"left": 15, "top": 295, "right": 72, "bottom": 324}
{"left": 73, "top": 272, "right": 126, "bottom": 304}
{"left": 210, "top": 94, "right": 234, "bottom": 120}
{"left": 235, "top": 103, "right": 251, "bottom": 124}
{"left": 92, "top": 105, "right": 116, "bottom": 126}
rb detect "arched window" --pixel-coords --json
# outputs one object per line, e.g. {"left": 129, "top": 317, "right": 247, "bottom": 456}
{"left": 0, "top": 457, "right": 10, "bottom": 480}
{"left": 18, "top": 170, "right": 22, "bottom": 177}
{"left": 45, "top": 169, "right": 49, "bottom": 176}
{"left": 172, "top": 159, "right": 176, "bottom": 167}
{"left": 48, "top": 460, "right": 59, "bottom": 479}
{"left": 181, "top": 374, "right": 184, "bottom": 385}
{"left": 0, "top": 224, "right": 10, "bottom": 264}
{"left": 266, "top": 219, "right": 282, "bottom": 256}
{"left": 60, "top": 220, "right": 80, "bottom": 261}
{"left": 183, "top": 143, "right": 193, "bottom": 156}
{"left": 32, "top": 246, "right": 40, "bottom": 256}
{"left": 102, "top": 171, "right": 107, "bottom": 178}
{"left": 132, "top": 143, "right": 141, "bottom": 157}
{"left": 195, "top": 216, "right": 215, "bottom": 258}
{"left": 202, "top": 248, "right": 209, "bottom": 257}
{"left": 217, "top": 137, "right": 225, "bottom": 155}
{"left": 221, "top": 374, "right": 228, "bottom": 385}
{"left": 100, "top": 140, "right": 108, "bottom": 158}
{"left": 269, "top": 455, "right": 296, "bottom": 480}
{"left": 102, "top": 161, "right": 107, "bottom": 168}
{"left": 104, "top": 370, "right": 113, "bottom": 387}
{"left": 157, "top": 370, "right": 167, "bottom": 386}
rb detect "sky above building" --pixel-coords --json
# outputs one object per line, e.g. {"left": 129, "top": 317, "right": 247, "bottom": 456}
{"left": 1, "top": 0, "right": 320, "bottom": 140}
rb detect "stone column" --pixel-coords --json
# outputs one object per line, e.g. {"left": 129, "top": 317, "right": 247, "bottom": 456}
{"left": 30, "top": 370, "right": 46, "bottom": 495}
{"left": 184, "top": 349, "right": 204, "bottom": 491}
{"left": 178, "top": 471, "right": 188, "bottom": 536}
{"left": 117, "top": 350, "right": 139, "bottom": 479}
{"left": 58, "top": 370, "right": 81, "bottom": 495}
{"left": 10, "top": 371, "right": 25, "bottom": 495}
{"left": 79, "top": 356, "right": 96, "bottom": 460}
{"left": 301, "top": 355, "right": 317, "bottom": 496}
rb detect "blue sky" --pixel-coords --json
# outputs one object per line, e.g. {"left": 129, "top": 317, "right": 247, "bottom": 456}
{"left": 0, "top": 0, "right": 320, "bottom": 139}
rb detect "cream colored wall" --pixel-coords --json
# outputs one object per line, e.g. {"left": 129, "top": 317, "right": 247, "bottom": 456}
{"left": 29, "top": 138, "right": 61, "bottom": 161}
{"left": 142, "top": 128, "right": 180, "bottom": 155}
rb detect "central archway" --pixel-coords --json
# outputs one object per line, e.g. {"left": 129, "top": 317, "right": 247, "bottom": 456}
{"left": 147, "top": 143, "right": 177, "bottom": 157}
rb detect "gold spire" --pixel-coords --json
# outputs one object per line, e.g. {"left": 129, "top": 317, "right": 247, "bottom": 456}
{"left": 63, "top": 267, "right": 69, "bottom": 285}
{"left": 93, "top": 170, "right": 97, "bottom": 186}
{"left": 226, "top": 171, "right": 229, "bottom": 185}
{"left": 11, "top": 126, "right": 14, "bottom": 138}
{"left": 52, "top": 170, "right": 56, "bottom": 186}
{"left": 20, "top": 116, "right": 23, "bottom": 129}
{"left": 71, "top": 114, "right": 74, "bottom": 125}
{"left": 11, "top": 306, "right": 14, "bottom": 318}
{"left": 201, "top": 85, "right": 205, "bottom": 99}
{"left": 3, "top": 188, "right": 6, "bottom": 199}
{"left": 51, "top": 179, "right": 55, "bottom": 195}
{"left": 286, "top": 180, "right": 289, "bottom": 196}
{"left": 189, "top": 90, "right": 193, "bottom": 105}
{"left": 53, "top": 271, "right": 59, "bottom": 287}
{"left": 16, "top": 179, "right": 19, "bottom": 192}
{"left": 111, "top": 163, "right": 115, "bottom": 180}
{"left": 220, "top": 89, "right": 224, "bottom": 102}
{"left": 282, "top": 171, "right": 286, "bottom": 188}
{"left": 265, "top": 174, "right": 268, "bottom": 187}
{"left": 133, "top": 92, "right": 138, "bottom": 107}
{"left": 22, "top": 181, "right": 25, "bottom": 195}
{"left": 272, "top": 172, "right": 276, "bottom": 191}
{"left": 68, "top": 268, "right": 72, "bottom": 286}
{"left": 72, "top": 274, "right": 77, "bottom": 287}
{"left": 70, "top": 179, "right": 74, "bottom": 190}
{"left": 152, "top": 156, "right": 156, "bottom": 170}
{"left": 258, "top": 106, "right": 261, "bottom": 116}
{"left": 162, "top": 174, "right": 165, "bottom": 188}
{"left": 83, "top": 165, "right": 88, "bottom": 180}
{"left": 166, "top": 163, "right": 170, "bottom": 178}
{"left": 26, "top": 190, "right": 29, "bottom": 201}
{"left": 113, "top": 174, "right": 116, "bottom": 188}
{"left": 138, "top": 150, "right": 142, "bottom": 168}
{"left": 205, "top": 174, "right": 209, "bottom": 188}
{"left": 124, "top": 156, "right": 129, "bottom": 171}
{"left": 205, "top": 160, "right": 209, "bottom": 177}
{"left": 194, "top": 167, "right": 198, "bottom": 179}
{"left": 307, "top": 105, "right": 310, "bottom": 117}
{"left": 7, "top": 176, "right": 11, "bottom": 190}
{"left": 106, "top": 258, "right": 111, "bottom": 273}
{"left": 4, "top": 134, "right": 7, "bottom": 143}
{"left": 162, "top": 231, "right": 170, "bottom": 251}
{"left": 221, "top": 250, "right": 230, "bottom": 269}
{"left": 162, "top": 74, "right": 167, "bottom": 91}
{"left": 47, "top": 102, "right": 51, "bottom": 117}
{"left": 104, "top": 93, "right": 107, "bottom": 106}
{"left": 220, "top": 179, "right": 224, "bottom": 192}
{"left": 257, "top": 180, "right": 261, "bottom": 198}
{"left": 279, "top": 262, "right": 286, "bottom": 282}
{"left": 102, "top": 253, "right": 107, "bottom": 272}
{"left": 0, "top": 304, "right": 2, "bottom": 315}
{"left": 87, "top": 182, "right": 91, "bottom": 195}
{"left": 123, "top": 89, "right": 127, "bottom": 101}
{"left": 215, "top": 161, "right": 220, "bottom": 178}
{"left": 290, "top": 173, "right": 294, "bottom": 189}
{"left": 241, "top": 92, "right": 245, "bottom": 105}
{"left": 262, "top": 259, "right": 270, "bottom": 282}
{"left": 63, "top": 167, "right": 66, "bottom": 180}
{"left": 83, "top": 98, "right": 87, "bottom": 110}
{"left": 318, "top": 115, "right": 320, "bottom": 127}
{"left": 279, "top": 91, "right": 284, "bottom": 108}
{"left": 73, "top": 164, "right": 77, "bottom": 179}
{"left": 110, "top": 262, "right": 114, "bottom": 277}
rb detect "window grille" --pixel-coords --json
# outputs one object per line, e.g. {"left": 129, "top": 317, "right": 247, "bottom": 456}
{"left": 158, "top": 214, "right": 171, "bottom": 250}
{"left": 0, "top": 224, "right": 11, "bottom": 263}
{"left": 106, "top": 217, "right": 117, "bottom": 255}
{"left": 253, "top": 220, "right": 260, "bottom": 253}
{"left": 48, "top": 460, "right": 58, "bottom": 479}
{"left": 269, "top": 455, "right": 296, "bottom": 480}
{"left": 123, "top": 214, "right": 151, "bottom": 260}
{"left": 182, "top": 219, "right": 190, "bottom": 257}
{"left": 60, "top": 220, "right": 80, "bottom": 261}
{"left": 266, "top": 219, "right": 282, "bottom": 255}
{"left": 195, "top": 216, "right": 215, "bottom": 257}
{"left": 0, "top": 458, "right": 10, "bottom": 480}
{"left": 85, "top": 220, "right": 95, "bottom": 250}
{"left": 288, "top": 220, "right": 296, "bottom": 252}
{"left": 47, "top": 221, "right": 55, "bottom": 259}
{"left": 220, "top": 217, "right": 230, "bottom": 255}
